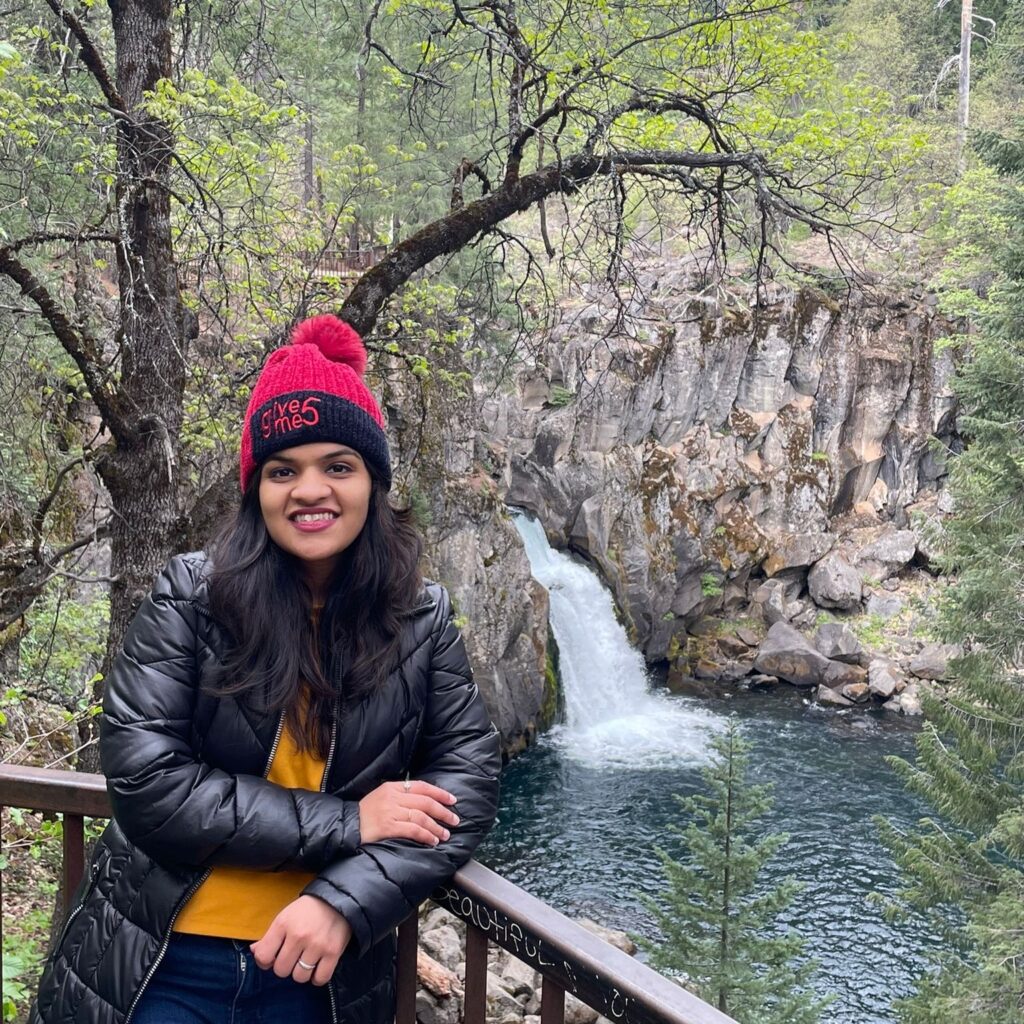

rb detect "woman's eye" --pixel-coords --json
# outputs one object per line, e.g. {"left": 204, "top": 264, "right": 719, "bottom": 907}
{"left": 267, "top": 466, "right": 292, "bottom": 479}
{"left": 328, "top": 463, "right": 352, "bottom": 474}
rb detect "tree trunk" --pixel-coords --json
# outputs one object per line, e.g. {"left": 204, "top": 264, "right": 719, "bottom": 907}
{"left": 958, "top": 0, "right": 973, "bottom": 173}
{"left": 303, "top": 111, "right": 316, "bottom": 207}
{"left": 84, "top": 0, "right": 187, "bottom": 770}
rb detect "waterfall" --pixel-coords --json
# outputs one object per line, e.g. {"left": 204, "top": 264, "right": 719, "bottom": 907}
{"left": 512, "top": 512, "right": 723, "bottom": 769}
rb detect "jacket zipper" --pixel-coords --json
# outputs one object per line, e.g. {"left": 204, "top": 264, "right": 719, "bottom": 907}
{"left": 125, "top": 711, "right": 287, "bottom": 1023}
{"left": 55, "top": 857, "right": 101, "bottom": 950}
{"left": 320, "top": 699, "right": 338, "bottom": 794}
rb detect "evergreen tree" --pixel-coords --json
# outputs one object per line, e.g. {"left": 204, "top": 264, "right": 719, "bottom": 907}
{"left": 879, "top": 116, "right": 1024, "bottom": 1023}
{"left": 640, "top": 720, "right": 827, "bottom": 1024}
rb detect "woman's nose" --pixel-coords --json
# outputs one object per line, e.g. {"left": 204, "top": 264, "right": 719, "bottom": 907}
{"left": 290, "top": 468, "right": 331, "bottom": 501}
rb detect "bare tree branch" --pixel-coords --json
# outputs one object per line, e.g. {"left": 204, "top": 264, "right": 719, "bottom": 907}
{"left": 6, "top": 232, "right": 119, "bottom": 254}
{"left": 43, "top": 0, "right": 125, "bottom": 112}
{"left": 0, "top": 247, "right": 129, "bottom": 440}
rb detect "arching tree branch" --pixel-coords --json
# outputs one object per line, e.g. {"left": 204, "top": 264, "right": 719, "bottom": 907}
{"left": 339, "top": 148, "right": 770, "bottom": 336}
{"left": 0, "top": 247, "right": 129, "bottom": 440}
{"left": 43, "top": 0, "right": 125, "bottom": 112}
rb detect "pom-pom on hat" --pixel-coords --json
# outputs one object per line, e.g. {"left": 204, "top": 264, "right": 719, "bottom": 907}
{"left": 240, "top": 315, "right": 391, "bottom": 491}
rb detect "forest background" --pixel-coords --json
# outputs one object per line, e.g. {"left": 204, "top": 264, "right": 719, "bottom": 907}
{"left": 1, "top": 0, "right": 1023, "bottom": 1020}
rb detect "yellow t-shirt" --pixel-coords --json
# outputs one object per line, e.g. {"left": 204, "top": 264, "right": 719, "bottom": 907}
{"left": 174, "top": 710, "right": 327, "bottom": 941}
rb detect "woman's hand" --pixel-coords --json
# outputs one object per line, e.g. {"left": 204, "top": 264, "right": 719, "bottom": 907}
{"left": 251, "top": 894, "right": 352, "bottom": 985}
{"left": 358, "top": 779, "right": 459, "bottom": 845}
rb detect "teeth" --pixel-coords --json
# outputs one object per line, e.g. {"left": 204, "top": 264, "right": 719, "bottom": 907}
{"left": 294, "top": 512, "right": 336, "bottom": 522}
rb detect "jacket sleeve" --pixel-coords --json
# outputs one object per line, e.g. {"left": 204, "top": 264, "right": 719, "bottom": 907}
{"left": 301, "top": 589, "right": 501, "bottom": 953}
{"left": 100, "top": 555, "right": 363, "bottom": 871}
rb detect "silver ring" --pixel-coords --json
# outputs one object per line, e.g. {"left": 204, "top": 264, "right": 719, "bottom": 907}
{"left": 298, "top": 958, "right": 317, "bottom": 971}
{"left": 403, "top": 779, "right": 411, "bottom": 792}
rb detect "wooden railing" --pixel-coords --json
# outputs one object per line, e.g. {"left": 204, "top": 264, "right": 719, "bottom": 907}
{"left": 179, "top": 244, "right": 389, "bottom": 288}
{"left": 303, "top": 245, "right": 389, "bottom": 277}
{"left": 0, "top": 764, "right": 737, "bottom": 1024}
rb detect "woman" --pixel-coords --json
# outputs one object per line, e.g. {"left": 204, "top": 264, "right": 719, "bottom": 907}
{"left": 33, "top": 315, "right": 502, "bottom": 1024}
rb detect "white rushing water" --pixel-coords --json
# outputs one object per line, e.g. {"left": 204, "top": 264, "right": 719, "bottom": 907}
{"left": 512, "top": 511, "right": 724, "bottom": 769}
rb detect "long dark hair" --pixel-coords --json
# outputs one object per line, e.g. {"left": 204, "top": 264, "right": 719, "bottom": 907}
{"left": 206, "top": 471, "right": 424, "bottom": 756}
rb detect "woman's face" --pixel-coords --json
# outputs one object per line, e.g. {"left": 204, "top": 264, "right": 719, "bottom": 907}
{"left": 259, "top": 441, "right": 373, "bottom": 594}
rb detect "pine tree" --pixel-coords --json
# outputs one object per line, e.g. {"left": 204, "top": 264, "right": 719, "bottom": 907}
{"left": 640, "top": 720, "right": 828, "bottom": 1024}
{"left": 879, "top": 116, "right": 1024, "bottom": 1022}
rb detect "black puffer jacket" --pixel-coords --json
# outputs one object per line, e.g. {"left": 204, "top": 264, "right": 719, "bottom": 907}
{"left": 33, "top": 552, "right": 501, "bottom": 1024}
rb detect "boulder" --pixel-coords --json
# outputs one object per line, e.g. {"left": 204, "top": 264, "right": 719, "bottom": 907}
{"left": 751, "top": 578, "right": 794, "bottom": 625}
{"left": 718, "top": 634, "right": 753, "bottom": 658}
{"left": 763, "top": 533, "right": 835, "bottom": 577}
{"left": 909, "top": 643, "right": 958, "bottom": 681}
{"left": 790, "top": 603, "right": 819, "bottom": 631}
{"left": 865, "top": 592, "right": 903, "bottom": 620}
{"left": 736, "top": 626, "right": 761, "bottom": 647}
{"left": 564, "top": 995, "right": 600, "bottom": 1024}
{"left": 420, "top": 925, "right": 463, "bottom": 969}
{"left": 496, "top": 956, "right": 539, "bottom": 999}
{"left": 868, "top": 659, "right": 902, "bottom": 700}
{"left": 814, "top": 623, "right": 865, "bottom": 664}
{"left": 823, "top": 661, "right": 867, "bottom": 689}
{"left": 416, "top": 990, "right": 460, "bottom": 1024}
{"left": 486, "top": 971, "right": 525, "bottom": 1017}
{"left": 747, "top": 673, "right": 779, "bottom": 690}
{"left": 817, "top": 686, "right": 854, "bottom": 707}
{"left": 694, "top": 658, "right": 723, "bottom": 680}
{"left": 851, "top": 527, "right": 917, "bottom": 581}
{"left": 841, "top": 681, "right": 871, "bottom": 702}
{"left": 808, "top": 554, "right": 863, "bottom": 611}
{"left": 718, "top": 658, "right": 757, "bottom": 683}
{"left": 908, "top": 495, "right": 946, "bottom": 572}
{"left": 753, "top": 622, "right": 832, "bottom": 687}
{"left": 421, "top": 907, "right": 465, "bottom": 935}
{"left": 896, "top": 691, "right": 923, "bottom": 715}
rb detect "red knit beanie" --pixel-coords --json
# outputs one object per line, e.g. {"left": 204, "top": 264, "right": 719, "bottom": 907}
{"left": 239, "top": 315, "right": 391, "bottom": 491}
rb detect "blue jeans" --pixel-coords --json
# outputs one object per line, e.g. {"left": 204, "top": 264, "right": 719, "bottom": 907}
{"left": 131, "top": 933, "right": 332, "bottom": 1024}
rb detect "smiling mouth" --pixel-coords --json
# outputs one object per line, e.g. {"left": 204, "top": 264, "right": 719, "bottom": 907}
{"left": 290, "top": 512, "right": 339, "bottom": 523}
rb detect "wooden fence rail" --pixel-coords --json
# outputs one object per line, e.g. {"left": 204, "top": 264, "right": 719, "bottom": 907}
{"left": 0, "top": 764, "right": 737, "bottom": 1024}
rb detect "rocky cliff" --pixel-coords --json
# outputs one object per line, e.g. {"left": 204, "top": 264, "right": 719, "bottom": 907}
{"left": 479, "top": 268, "right": 958, "bottom": 711}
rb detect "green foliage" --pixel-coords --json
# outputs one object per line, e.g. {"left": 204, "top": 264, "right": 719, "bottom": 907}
{"left": 851, "top": 612, "right": 888, "bottom": 649}
{"left": 700, "top": 573, "right": 724, "bottom": 598}
{"left": 546, "top": 385, "right": 576, "bottom": 408}
{"left": 880, "top": 120, "right": 1024, "bottom": 1022}
{"left": 3, "top": 949, "right": 32, "bottom": 1022}
{"left": 1, "top": 879, "right": 54, "bottom": 1021}
{"left": 639, "top": 720, "right": 828, "bottom": 1024}
{"left": 407, "top": 487, "right": 433, "bottom": 530}
{"left": 18, "top": 580, "right": 108, "bottom": 704}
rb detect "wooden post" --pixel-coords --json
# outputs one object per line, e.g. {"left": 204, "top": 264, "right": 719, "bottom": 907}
{"left": 463, "top": 925, "right": 489, "bottom": 1024}
{"left": 540, "top": 977, "right": 566, "bottom": 1024}
{"left": 395, "top": 913, "right": 419, "bottom": 1024}
{"left": 62, "top": 813, "right": 85, "bottom": 914}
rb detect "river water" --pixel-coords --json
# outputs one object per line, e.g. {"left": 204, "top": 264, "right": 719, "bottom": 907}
{"left": 477, "top": 515, "right": 936, "bottom": 1024}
